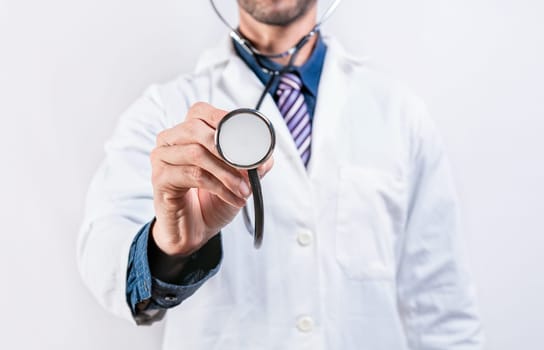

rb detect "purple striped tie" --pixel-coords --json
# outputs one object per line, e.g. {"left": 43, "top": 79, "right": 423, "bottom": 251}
{"left": 275, "top": 72, "right": 312, "bottom": 166}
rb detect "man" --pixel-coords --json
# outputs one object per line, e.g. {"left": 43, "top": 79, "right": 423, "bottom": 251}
{"left": 78, "top": 0, "right": 484, "bottom": 348}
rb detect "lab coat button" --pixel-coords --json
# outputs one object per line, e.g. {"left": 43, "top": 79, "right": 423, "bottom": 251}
{"left": 296, "top": 316, "right": 314, "bottom": 332}
{"left": 297, "top": 231, "right": 313, "bottom": 246}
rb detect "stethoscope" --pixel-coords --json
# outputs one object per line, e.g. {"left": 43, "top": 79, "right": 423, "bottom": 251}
{"left": 210, "top": 0, "right": 342, "bottom": 248}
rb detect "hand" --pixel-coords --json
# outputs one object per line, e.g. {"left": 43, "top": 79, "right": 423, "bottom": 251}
{"left": 150, "top": 102, "right": 274, "bottom": 257}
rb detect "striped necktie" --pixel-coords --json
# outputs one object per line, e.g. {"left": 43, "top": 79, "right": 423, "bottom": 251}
{"left": 275, "top": 72, "right": 312, "bottom": 166}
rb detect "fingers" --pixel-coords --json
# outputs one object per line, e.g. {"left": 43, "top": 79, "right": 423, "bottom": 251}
{"left": 153, "top": 144, "right": 250, "bottom": 199}
{"left": 153, "top": 162, "right": 247, "bottom": 208}
{"left": 239, "top": 155, "right": 275, "bottom": 183}
{"left": 186, "top": 102, "right": 227, "bottom": 128}
{"left": 257, "top": 156, "right": 274, "bottom": 179}
{"left": 157, "top": 102, "right": 226, "bottom": 148}
{"left": 157, "top": 118, "right": 219, "bottom": 157}
{"left": 157, "top": 112, "right": 223, "bottom": 160}
{"left": 152, "top": 102, "right": 275, "bottom": 211}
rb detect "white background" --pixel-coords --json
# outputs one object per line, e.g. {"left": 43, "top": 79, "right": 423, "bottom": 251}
{"left": 1, "top": 0, "right": 542, "bottom": 349}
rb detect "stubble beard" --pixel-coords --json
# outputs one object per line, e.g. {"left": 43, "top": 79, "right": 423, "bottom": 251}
{"left": 238, "top": 0, "right": 317, "bottom": 26}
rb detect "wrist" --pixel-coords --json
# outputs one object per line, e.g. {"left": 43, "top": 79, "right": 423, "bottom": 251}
{"left": 151, "top": 217, "right": 201, "bottom": 257}
{"left": 148, "top": 220, "right": 193, "bottom": 283}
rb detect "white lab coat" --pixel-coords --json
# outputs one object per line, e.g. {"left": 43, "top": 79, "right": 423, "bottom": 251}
{"left": 78, "top": 35, "right": 484, "bottom": 349}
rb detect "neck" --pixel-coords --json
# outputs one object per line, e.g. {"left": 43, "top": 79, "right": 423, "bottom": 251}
{"left": 238, "top": 5, "right": 318, "bottom": 66}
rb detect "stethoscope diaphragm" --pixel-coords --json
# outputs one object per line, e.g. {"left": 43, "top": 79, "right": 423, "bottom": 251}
{"left": 216, "top": 109, "right": 275, "bottom": 169}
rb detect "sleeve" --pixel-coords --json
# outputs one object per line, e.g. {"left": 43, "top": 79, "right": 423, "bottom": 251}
{"left": 76, "top": 84, "right": 216, "bottom": 324}
{"left": 396, "top": 97, "right": 485, "bottom": 349}
{"left": 126, "top": 220, "right": 222, "bottom": 325}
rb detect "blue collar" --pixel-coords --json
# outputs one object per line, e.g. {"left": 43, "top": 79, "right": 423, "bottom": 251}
{"left": 232, "top": 34, "right": 327, "bottom": 98}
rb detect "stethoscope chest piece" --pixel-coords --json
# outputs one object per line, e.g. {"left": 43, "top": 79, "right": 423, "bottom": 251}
{"left": 215, "top": 108, "right": 275, "bottom": 248}
{"left": 216, "top": 108, "right": 275, "bottom": 169}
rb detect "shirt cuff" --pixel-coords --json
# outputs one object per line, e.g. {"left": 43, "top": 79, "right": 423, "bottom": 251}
{"left": 126, "top": 219, "right": 222, "bottom": 318}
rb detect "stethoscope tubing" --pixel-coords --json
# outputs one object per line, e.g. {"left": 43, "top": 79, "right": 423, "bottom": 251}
{"left": 215, "top": 109, "right": 275, "bottom": 248}
{"left": 209, "top": 0, "right": 342, "bottom": 59}
{"left": 211, "top": 0, "right": 342, "bottom": 248}
{"left": 247, "top": 168, "right": 264, "bottom": 248}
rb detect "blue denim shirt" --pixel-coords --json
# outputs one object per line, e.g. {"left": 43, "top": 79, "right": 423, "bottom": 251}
{"left": 126, "top": 220, "right": 223, "bottom": 321}
{"left": 126, "top": 35, "right": 327, "bottom": 319}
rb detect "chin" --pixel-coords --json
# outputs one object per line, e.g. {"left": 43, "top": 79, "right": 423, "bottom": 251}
{"left": 240, "top": 0, "right": 316, "bottom": 26}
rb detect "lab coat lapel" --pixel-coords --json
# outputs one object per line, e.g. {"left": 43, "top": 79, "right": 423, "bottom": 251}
{"left": 309, "top": 37, "right": 351, "bottom": 176}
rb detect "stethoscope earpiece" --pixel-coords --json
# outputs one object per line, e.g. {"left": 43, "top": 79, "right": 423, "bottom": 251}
{"left": 215, "top": 109, "right": 275, "bottom": 248}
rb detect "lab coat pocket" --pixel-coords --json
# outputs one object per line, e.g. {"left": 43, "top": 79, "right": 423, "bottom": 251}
{"left": 335, "top": 166, "right": 402, "bottom": 280}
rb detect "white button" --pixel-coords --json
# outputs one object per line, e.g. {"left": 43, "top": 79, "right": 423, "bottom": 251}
{"left": 164, "top": 295, "right": 178, "bottom": 302}
{"left": 296, "top": 316, "right": 314, "bottom": 332}
{"left": 297, "top": 231, "right": 313, "bottom": 246}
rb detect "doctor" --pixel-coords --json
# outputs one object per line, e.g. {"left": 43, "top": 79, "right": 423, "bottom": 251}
{"left": 78, "top": 0, "right": 484, "bottom": 349}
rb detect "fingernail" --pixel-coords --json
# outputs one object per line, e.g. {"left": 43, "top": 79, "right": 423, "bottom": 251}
{"left": 236, "top": 196, "right": 247, "bottom": 208}
{"left": 258, "top": 166, "right": 268, "bottom": 179}
{"left": 239, "top": 179, "right": 250, "bottom": 197}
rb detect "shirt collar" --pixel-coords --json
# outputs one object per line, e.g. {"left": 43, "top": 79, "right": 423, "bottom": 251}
{"left": 232, "top": 34, "right": 327, "bottom": 97}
